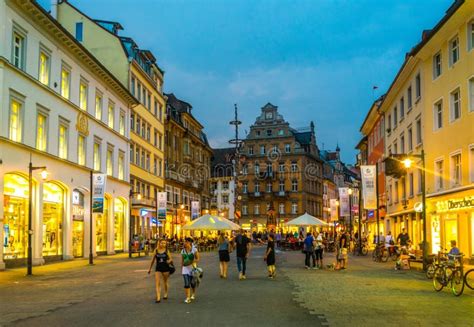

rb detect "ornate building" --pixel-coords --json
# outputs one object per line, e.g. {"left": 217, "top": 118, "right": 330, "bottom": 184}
{"left": 210, "top": 148, "right": 236, "bottom": 220}
{"left": 239, "top": 103, "right": 323, "bottom": 232}
{"left": 164, "top": 93, "right": 212, "bottom": 237}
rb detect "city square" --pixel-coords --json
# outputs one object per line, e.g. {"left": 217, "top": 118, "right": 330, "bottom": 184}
{"left": 1, "top": 0, "right": 474, "bottom": 326}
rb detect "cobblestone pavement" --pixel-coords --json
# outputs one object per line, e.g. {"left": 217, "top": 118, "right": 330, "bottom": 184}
{"left": 280, "top": 250, "right": 474, "bottom": 327}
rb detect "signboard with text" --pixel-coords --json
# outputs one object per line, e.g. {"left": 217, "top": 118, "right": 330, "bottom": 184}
{"left": 361, "top": 165, "right": 377, "bottom": 210}
{"left": 157, "top": 192, "right": 167, "bottom": 219}
{"left": 191, "top": 201, "right": 200, "bottom": 220}
{"left": 339, "top": 187, "right": 350, "bottom": 217}
{"left": 92, "top": 174, "right": 106, "bottom": 213}
{"left": 330, "top": 199, "right": 338, "bottom": 222}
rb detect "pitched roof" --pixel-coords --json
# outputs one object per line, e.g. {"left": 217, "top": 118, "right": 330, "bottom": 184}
{"left": 211, "top": 148, "right": 235, "bottom": 178}
{"left": 293, "top": 131, "right": 312, "bottom": 145}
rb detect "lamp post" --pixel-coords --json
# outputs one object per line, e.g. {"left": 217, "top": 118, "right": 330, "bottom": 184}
{"left": 27, "top": 157, "right": 48, "bottom": 275}
{"left": 129, "top": 190, "right": 141, "bottom": 258}
{"left": 401, "top": 150, "right": 427, "bottom": 271}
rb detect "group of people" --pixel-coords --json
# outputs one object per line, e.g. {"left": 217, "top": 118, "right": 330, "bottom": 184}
{"left": 302, "top": 230, "right": 352, "bottom": 270}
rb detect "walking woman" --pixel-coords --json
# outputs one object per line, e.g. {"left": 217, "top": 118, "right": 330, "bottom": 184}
{"left": 181, "top": 238, "right": 200, "bottom": 303}
{"left": 264, "top": 234, "right": 276, "bottom": 278}
{"left": 148, "top": 239, "right": 173, "bottom": 303}
{"left": 217, "top": 232, "right": 231, "bottom": 278}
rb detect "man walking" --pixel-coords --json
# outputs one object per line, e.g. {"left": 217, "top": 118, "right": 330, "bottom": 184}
{"left": 397, "top": 228, "right": 410, "bottom": 247}
{"left": 235, "top": 230, "right": 251, "bottom": 280}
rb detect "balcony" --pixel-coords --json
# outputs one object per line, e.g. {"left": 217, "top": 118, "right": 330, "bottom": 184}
{"left": 165, "top": 170, "right": 186, "bottom": 183}
{"left": 275, "top": 191, "right": 287, "bottom": 197}
{"left": 258, "top": 172, "right": 275, "bottom": 179}
{"left": 250, "top": 192, "right": 261, "bottom": 197}
{"left": 131, "top": 196, "right": 156, "bottom": 209}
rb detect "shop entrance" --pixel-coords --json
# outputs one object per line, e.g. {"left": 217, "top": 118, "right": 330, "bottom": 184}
{"left": 3, "top": 174, "right": 29, "bottom": 260}
{"left": 42, "top": 182, "right": 64, "bottom": 257}
{"left": 72, "top": 190, "right": 85, "bottom": 258}
{"left": 114, "top": 198, "right": 124, "bottom": 251}
{"left": 96, "top": 197, "right": 108, "bottom": 253}
{"left": 444, "top": 217, "right": 458, "bottom": 251}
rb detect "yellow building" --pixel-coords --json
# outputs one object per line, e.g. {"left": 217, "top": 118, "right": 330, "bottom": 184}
{"left": 379, "top": 0, "right": 474, "bottom": 260}
{"left": 56, "top": 2, "right": 166, "bottom": 238}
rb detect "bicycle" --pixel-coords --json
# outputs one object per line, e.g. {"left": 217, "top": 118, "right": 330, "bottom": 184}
{"left": 372, "top": 243, "right": 385, "bottom": 262}
{"left": 464, "top": 268, "right": 474, "bottom": 291}
{"left": 352, "top": 241, "right": 369, "bottom": 256}
{"left": 432, "top": 253, "right": 465, "bottom": 296}
{"left": 426, "top": 250, "right": 447, "bottom": 279}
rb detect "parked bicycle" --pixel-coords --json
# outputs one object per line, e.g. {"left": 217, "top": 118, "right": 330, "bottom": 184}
{"left": 372, "top": 243, "right": 386, "bottom": 262}
{"left": 352, "top": 241, "right": 369, "bottom": 256}
{"left": 432, "top": 253, "right": 465, "bottom": 296}
{"left": 464, "top": 268, "right": 474, "bottom": 291}
{"left": 426, "top": 250, "right": 448, "bottom": 279}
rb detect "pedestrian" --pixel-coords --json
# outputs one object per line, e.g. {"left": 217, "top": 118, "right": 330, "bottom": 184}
{"left": 264, "top": 234, "right": 276, "bottom": 278}
{"left": 303, "top": 232, "right": 316, "bottom": 269}
{"left": 385, "top": 231, "right": 394, "bottom": 255}
{"left": 217, "top": 232, "right": 231, "bottom": 279}
{"left": 181, "top": 238, "right": 200, "bottom": 304}
{"left": 275, "top": 230, "right": 282, "bottom": 249}
{"left": 148, "top": 239, "right": 173, "bottom": 303}
{"left": 235, "top": 230, "right": 251, "bottom": 280}
{"left": 314, "top": 231, "right": 324, "bottom": 269}
{"left": 337, "top": 230, "right": 349, "bottom": 270}
{"left": 396, "top": 228, "right": 410, "bottom": 247}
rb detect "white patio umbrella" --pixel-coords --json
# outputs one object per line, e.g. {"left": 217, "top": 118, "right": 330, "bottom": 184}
{"left": 183, "top": 214, "right": 241, "bottom": 231}
{"left": 285, "top": 212, "right": 328, "bottom": 226}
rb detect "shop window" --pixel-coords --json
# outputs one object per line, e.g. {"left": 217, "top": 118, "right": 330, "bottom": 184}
{"left": 72, "top": 190, "right": 85, "bottom": 258}
{"left": 96, "top": 196, "right": 109, "bottom": 252}
{"left": 42, "top": 182, "right": 64, "bottom": 257}
{"left": 3, "top": 174, "right": 29, "bottom": 259}
{"left": 444, "top": 218, "right": 458, "bottom": 252}
{"left": 114, "top": 199, "right": 125, "bottom": 251}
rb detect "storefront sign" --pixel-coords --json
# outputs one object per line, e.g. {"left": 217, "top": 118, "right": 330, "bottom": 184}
{"left": 329, "top": 199, "right": 338, "bottom": 221}
{"left": 191, "top": 201, "right": 200, "bottom": 220}
{"left": 92, "top": 174, "right": 107, "bottom": 213}
{"left": 157, "top": 192, "right": 167, "bottom": 219}
{"left": 361, "top": 165, "right": 377, "bottom": 210}
{"left": 339, "top": 188, "right": 350, "bottom": 217}
{"left": 431, "top": 215, "right": 441, "bottom": 254}
{"left": 435, "top": 196, "right": 474, "bottom": 213}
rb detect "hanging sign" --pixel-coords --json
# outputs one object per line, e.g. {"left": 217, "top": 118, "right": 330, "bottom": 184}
{"left": 92, "top": 174, "right": 107, "bottom": 213}
{"left": 330, "top": 199, "right": 338, "bottom": 222}
{"left": 339, "top": 187, "right": 350, "bottom": 217}
{"left": 191, "top": 201, "right": 200, "bottom": 220}
{"left": 157, "top": 192, "right": 167, "bottom": 219}
{"left": 361, "top": 165, "right": 377, "bottom": 210}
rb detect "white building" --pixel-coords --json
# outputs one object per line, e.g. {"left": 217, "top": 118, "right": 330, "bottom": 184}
{"left": 210, "top": 148, "right": 236, "bottom": 220}
{"left": 0, "top": 0, "right": 136, "bottom": 270}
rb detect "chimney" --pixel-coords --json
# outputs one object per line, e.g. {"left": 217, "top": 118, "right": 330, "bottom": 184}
{"left": 51, "top": 0, "right": 58, "bottom": 19}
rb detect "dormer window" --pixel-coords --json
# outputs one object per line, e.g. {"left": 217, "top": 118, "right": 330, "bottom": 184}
{"left": 256, "top": 130, "right": 261, "bottom": 136}
{"left": 278, "top": 129, "right": 284, "bottom": 136}
{"left": 265, "top": 112, "right": 273, "bottom": 120}
{"left": 266, "top": 129, "right": 272, "bottom": 136}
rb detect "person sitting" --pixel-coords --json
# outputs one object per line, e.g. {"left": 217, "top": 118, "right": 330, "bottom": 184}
{"left": 395, "top": 247, "right": 410, "bottom": 270}
{"left": 447, "top": 240, "right": 461, "bottom": 265}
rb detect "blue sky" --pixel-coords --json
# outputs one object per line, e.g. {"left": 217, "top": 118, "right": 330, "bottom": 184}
{"left": 41, "top": 0, "right": 452, "bottom": 163}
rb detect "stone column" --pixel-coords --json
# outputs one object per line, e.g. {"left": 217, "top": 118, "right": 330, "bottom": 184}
{"left": 33, "top": 181, "right": 45, "bottom": 266}
{"left": 63, "top": 188, "right": 73, "bottom": 261}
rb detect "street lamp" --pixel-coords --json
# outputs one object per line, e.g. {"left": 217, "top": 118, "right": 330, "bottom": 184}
{"left": 129, "top": 190, "right": 142, "bottom": 258}
{"left": 401, "top": 150, "right": 427, "bottom": 271}
{"left": 27, "top": 158, "right": 48, "bottom": 276}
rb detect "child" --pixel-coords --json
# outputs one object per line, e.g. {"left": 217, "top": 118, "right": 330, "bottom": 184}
{"left": 395, "top": 248, "right": 410, "bottom": 270}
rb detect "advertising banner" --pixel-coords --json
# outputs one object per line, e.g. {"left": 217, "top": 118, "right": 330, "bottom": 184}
{"left": 191, "top": 201, "right": 200, "bottom": 220}
{"left": 157, "top": 192, "right": 167, "bottom": 219}
{"left": 329, "top": 199, "right": 338, "bottom": 222}
{"left": 92, "top": 174, "right": 107, "bottom": 213}
{"left": 339, "top": 187, "right": 350, "bottom": 217}
{"left": 361, "top": 165, "right": 377, "bottom": 209}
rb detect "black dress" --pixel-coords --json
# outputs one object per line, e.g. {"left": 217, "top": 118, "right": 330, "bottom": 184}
{"left": 266, "top": 241, "right": 275, "bottom": 266}
{"left": 155, "top": 251, "right": 170, "bottom": 272}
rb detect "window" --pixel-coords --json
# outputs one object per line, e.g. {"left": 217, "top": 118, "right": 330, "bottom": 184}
{"left": 95, "top": 92, "right": 102, "bottom": 120}
{"left": 78, "top": 135, "right": 86, "bottom": 165}
{"left": 106, "top": 148, "right": 113, "bottom": 176}
{"left": 223, "top": 181, "right": 229, "bottom": 190}
{"left": 393, "top": 141, "right": 398, "bottom": 154}
{"left": 400, "top": 134, "right": 405, "bottom": 154}
{"left": 248, "top": 146, "right": 254, "bottom": 155}
{"left": 279, "top": 163, "right": 285, "bottom": 173}
{"left": 255, "top": 163, "right": 260, "bottom": 174}
{"left": 12, "top": 31, "right": 25, "bottom": 69}
{"left": 242, "top": 205, "right": 248, "bottom": 215}
{"left": 469, "top": 78, "right": 474, "bottom": 112}
{"left": 400, "top": 97, "right": 405, "bottom": 119}
{"left": 409, "top": 173, "right": 414, "bottom": 197}
{"left": 260, "top": 145, "right": 266, "bottom": 155}
{"left": 242, "top": 165, "right": 248, "bottom": 175}
{"left": 36, "top": 112, "right": 48, "bottom": 151}
{"left": 291, "top": 203, "right": 298, "bottom": 214}
{"left": 38, "top": 50, "right": 50, "bottom": 86}
{"left": 79, "top": 80, "right": 88, "bottom": 110}
{"left": 433, "top": 100, "right": 443, "bottom": 130}
{"left": 119, "top": 111, "right": 125, "bottom": 135}
{"left": 279, "top": 203, "right": 285, "bottom": 214}
{"left": 58, "top": 124, "right": 68, "bottom": 159}
{"left": 254, "top": 204, "right": 260, "bottom": 215}
{"left": 291, "top": 162, "right": 298, "bottom": 172}
{"left": 449, "top": 36, "right": 460, "bottom": 66}
{"left": 387, "top": 113, "right": 392, "bottom": 132}
{"left": 393, "top": 107, "right": 398, "bottom": 127}
{"left": 75, "top": 22, "right": 83, "bottom": 42}
{"left": 291, "top": 180, "right": 298, "bottom": 192}
{"left": 407, "top": 126, "right": 413, "bottom": 152}
{"left": 394, "top": 181, "right": 399, "bottom": 203}
{"left": 407, "top": 87, "right": 412, "bottom": 110}
{"left": 135, "top": 146, "right": 140, "bottom": 166}
{"left": 433, "top": 52, "right": 442, "bottom": 79}
{"left": 469, "top": 21, "right": 474, "bottom": 51}
{"left": 285, "top": 144, "right": 291, "bottom": 153}
{"left": 415, "top": 74, "right": 421, "bottom": 99}
{"left": 279, "top": 180, "right": 285, "bottom": 192}
{"left": 451, "top": 153, "right": 462, "bottom": 186}
{"left": 388, "top": 184, "right": 393, "bottom": 204}
{"left": 93, "top": 141, "right": 101, "bottom": 171}
{"left": 416, "top": 117, "right": 422, "bottom": 145}
{"left": 254, "top": 182, "right": 260, "bottom": 193}
{"left": 242, "top": 182, "right": 248, "bottom": 194}
{"left": 266, "top": 182, "right": 272, "bottom": 193}
{"left": 278, "top": 129, "right": 284, "bottom": 136}
{"left": 131, "top": 76, "right": 136, "bottom": 96}
{"left": 107, "top": 101, "right": 114, "bottom": 129}
{"left": 435, "top": 160, "right": 444, "bottom": 190}
{"left": 61, "top": 66, "right": 70, "bottom": 99}
{"left": 450, "top": 89, "right": 461, "bottom": 121}
{"left": 137, "top": 83, "right": 141, "bottom": 102}
{"left": 223, "top": 195, "right": 229, "bottom": 204}
{"left": 9, "top": 98, "right": 23, "bottom": 142}
{"left": 266, "top": 129, "right": 272, "bottom": 136}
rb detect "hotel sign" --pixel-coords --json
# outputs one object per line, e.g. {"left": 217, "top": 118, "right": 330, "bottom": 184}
{"left": 435, "top": 196, "right": 474, "bottom": 212}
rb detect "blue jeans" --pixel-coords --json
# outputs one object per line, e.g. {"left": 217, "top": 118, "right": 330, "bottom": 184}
{"left": 183, "top": 274, "right": 196, "bottom": 289}
{"left": 237, "top": 256, "right": 247, "bottom": 275}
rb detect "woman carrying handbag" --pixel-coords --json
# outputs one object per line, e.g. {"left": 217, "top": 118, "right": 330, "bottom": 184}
{"left": 148, "top": 239, "right": 175, "bottom": 303}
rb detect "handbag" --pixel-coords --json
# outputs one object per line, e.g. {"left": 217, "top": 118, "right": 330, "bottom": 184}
{"left": 168, "top": 262, "right": 176, "bottom": 275}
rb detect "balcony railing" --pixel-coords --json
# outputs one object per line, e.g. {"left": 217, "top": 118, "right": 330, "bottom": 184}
{"left": 132, "top": 196, "right": 156, "bottom": 208}
{"left": 165, "top": 170, "right": 186, "bottom": 183}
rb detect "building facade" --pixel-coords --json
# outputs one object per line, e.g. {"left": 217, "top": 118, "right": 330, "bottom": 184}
{"left": 164, "top": 93, "right": 212, "bottom": 237}
{"left": 0, "top": 0, "right": 136, "bottom": 270}
{"left": 239, "top": 103, "right": 323, "bottom": 232}
{"left": 210, "top": 148, "right": 236, "bottom": 220}
{"left": 56, "top": 1, "right": 166, "bottom": 238}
